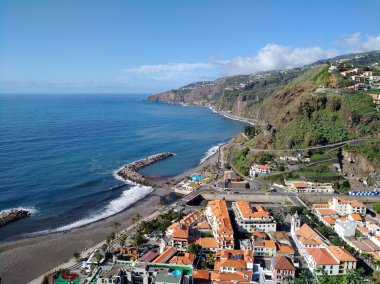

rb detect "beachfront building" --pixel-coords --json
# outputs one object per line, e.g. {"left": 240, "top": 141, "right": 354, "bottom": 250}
{"left": 95, "top": 261, "right": 193, "bottom": 284}
{"left": 205, "top": 200, "right": 235, "bottom": 250}
{"left": 232, "top": 201, "right": 276, "bottom": 233}
{"left": 166, "top": 212, "right": 202, "bottom": 251}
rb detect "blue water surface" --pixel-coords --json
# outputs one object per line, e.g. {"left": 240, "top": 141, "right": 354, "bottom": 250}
{"left": 0, "top": 94, "right": 245, "bottom": 240}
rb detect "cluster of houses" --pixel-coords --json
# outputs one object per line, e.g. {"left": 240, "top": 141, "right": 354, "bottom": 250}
{"left": 330, "top": 61, "right": 380, "bottom": 91}
{"left": 86, "top": 195, "right": 380, "bottom": 284}
{"left": 312, "top": 197, "right": 380, "bottom": 270}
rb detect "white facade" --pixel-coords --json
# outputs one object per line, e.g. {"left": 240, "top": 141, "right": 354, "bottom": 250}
{"left": 334, "top": 220, "right": 357, "bottom": 239}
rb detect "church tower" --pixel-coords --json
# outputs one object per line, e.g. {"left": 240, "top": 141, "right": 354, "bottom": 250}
{"left": 291, "top": 212, "right": 301, "bottom": 234}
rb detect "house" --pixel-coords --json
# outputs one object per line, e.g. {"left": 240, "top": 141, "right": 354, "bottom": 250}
{"left": 210, "top": 271, "right": 254, "bottom": 284}
{"left": 370, "top": 93, "right": 380, "bottom": 104}
{"left": 363, "top": 70, "right": 373, "bottom": 76}
{"left": 193, "top": 270, "right": 210, "bottom": 284}
{"left": 249, "top": 164, "right": 272, "bottom": 178}
{"left": 252, "top": 240, "right": 277, "bottom": 257}
{"left": 286, "top": 180, "right": 334, "bottom": 193}
{"left": 169, "top": 253, "right": 195, "bottom": 265}
{"left": 232, "top": 201, "right": 276, "bottom": 233}
{"left": 194, "top": 238, "right": 219, "bottom": 253}
{"left": 152, "top": 247, "right": 177, "bottom": 263}
{"left": 214, "top": 249, "right": 254, "bottom": 272}
{"left": 205, "top": 200, "right": 235, "bottom": 250}
{"left": 271, "top": 256, "right": 296, "bottom": 283}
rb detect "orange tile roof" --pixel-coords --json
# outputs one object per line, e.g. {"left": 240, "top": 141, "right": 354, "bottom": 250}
{"left": 328, "top": 246, "right": 357, "bottom": 262}
{"left": 172, "top": 227, "right": 188, "bottom": 239}
{"left": 349, "top": 201, "right": 365, "bottom": 207}
{"left": 357, "top": 225, "right": 369, "bottom": 234}
{"left": 306, "top": 248, "right": 339, "bottom": 265}
{"left": 323, "top": 217, "right": 336, "bottom": 225}
{"left": 349, "top": 213, "right": 362, "bottom": 221}
{"left": 152, "top": 247, "right": 175, "bottom": 263}
{"left": 273, "top": 256, "right": 296, "bottom": 270}
{"left": 254, "top": 164, "right": 272, "bottom": 170}
{"left": 296, "top": 224, "right": 325, "bottom": 246}
{"left": 195, "top": 237, "right": 218, "bottom": 248}
{"left": 196, "top": 221, "right": 211, "bottom": 229}
{"left": 235, "top": 201, "right": 270, "bottom": 219}
{"left": 208, "top": 200, "right": 234, "bottom": 235}
{"left": 251, "top": 231, "right": 268, "bottom": 239}
{"left": 252, "top": 240, "right": 276, "bottom": 248}
{"left": 293, "top": 182, "right": 308, "bottom": 188}
{"left": 316, "top": 209, "right": 338, "bottom": 216}
{"left": 169, "top": 253, "right": 195, "bottom": 265}
{"left": 211, "top": 271, "right": 253, "bottom": 283}
{"left": 313, "top": 203, "right": 329, "bottom": 208}
{"left": 193, "top": 270, "right": 210, "bottom": 281}
{"left": 277, "top": 244, "right": 295, "bottom": 254}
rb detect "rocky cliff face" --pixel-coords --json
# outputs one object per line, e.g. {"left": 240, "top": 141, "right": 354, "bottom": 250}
{"left": 341, "top": 150, "right": 380, "bottom": 188}
{"left": 0, "top": 209, "right": 31, "bottom": 228}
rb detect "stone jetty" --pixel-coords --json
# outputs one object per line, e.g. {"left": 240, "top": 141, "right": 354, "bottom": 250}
{"left": 0, "top": 209, "right": 31, "bottom": 228}
{"left": 116, "top": 152, "right": 174, "bottom": 185}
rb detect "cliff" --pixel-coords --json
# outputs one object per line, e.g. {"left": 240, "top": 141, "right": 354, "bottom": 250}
{"left": 116, "top": 152, "right": 174, "bottom": 185}
{"left": 341, "top": 142, "right": 380, "bottom": 188}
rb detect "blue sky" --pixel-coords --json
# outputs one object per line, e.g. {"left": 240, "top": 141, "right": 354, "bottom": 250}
{"left": 1, "top": 0, "right": 380, "bottom": 94}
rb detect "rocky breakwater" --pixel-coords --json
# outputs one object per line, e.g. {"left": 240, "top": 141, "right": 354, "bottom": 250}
{"left": 0, "top": 209, "right": 32, "bottom": 228}
{"left": 116, "top": 152, "right": 174, "bottom": 185}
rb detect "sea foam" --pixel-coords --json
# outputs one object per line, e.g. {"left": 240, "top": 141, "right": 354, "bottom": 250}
{"left": 199, "top": 143, "right": 224, "bottom": 164}
{"left": 30, "top": 183, "right": 153, "bottom": 235}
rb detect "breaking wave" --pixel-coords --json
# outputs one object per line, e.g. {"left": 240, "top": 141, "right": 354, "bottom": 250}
{"left": 199, "top": 143, "right": 224, "bottom": 164}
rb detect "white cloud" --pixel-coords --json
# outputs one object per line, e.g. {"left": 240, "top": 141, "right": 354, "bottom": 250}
{"left": 224, "top": 44, "right": 340, "bottom": 75}
{"left": 339, "top": 32, "right": 380, "bottom": 52}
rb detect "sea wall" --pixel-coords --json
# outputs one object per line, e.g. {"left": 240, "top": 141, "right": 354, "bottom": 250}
{"left": 0, "top": 209, "right": 31, "bottom": 228}
{"left": 116, "top": 152, "right": 174, "bottom": 185}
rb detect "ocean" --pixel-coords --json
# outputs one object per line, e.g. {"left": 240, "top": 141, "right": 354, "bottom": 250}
{"left": 0, "top": 94, "right": 246, "bottom": 241}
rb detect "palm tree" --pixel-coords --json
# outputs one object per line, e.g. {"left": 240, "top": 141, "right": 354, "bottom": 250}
{"left": 94, "top": 251, "right": 103, "bottom": 266}
{"left": 345, "top": 268, "right": 364, "bottom": 284}
{"left": 101, "top": 243, "right": 108, "bottom": 253}
{"left": 119, "top": 234, "right": 127, "bottom": 247}
{"left": 73, "top": 252, "right": 80, "bottom": 262}
{"left": 111, "top": 221, "right": 121, "bottom": 237}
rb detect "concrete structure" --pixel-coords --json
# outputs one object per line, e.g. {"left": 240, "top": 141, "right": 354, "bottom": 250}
{"left": 232, "top": 201, "right": 276, "bottom": 233}
{"left": 205, "top": 200, "right": 234, "bottom": 250}
{"left": 334, "top": 220, "right": 357, "bottom": 239}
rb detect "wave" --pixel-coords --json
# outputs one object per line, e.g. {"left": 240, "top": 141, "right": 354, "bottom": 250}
{"left": 29, "top": 183, "right": 153, "bottom": 235}
{"left": 0, "top": 207, "right": 38, "bottom": 215}
{"left": 199, "top": 143, "right": 224, "bottom": 164}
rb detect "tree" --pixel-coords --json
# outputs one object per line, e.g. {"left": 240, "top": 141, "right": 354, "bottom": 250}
{"left": 111, "top": 221, "right": 121, "bottom": 237}
{"left": 373, "top": 270, "right": 380, "bottom": 282}
{"left": 119, "top": 234, "right": 127, "bottom": 247}
{"left": 131, "top": 233, "right": 143, "bottom": 247}
{"left": 101, "top": 243, "right": 108, "bottom": 253}
{"left": 345, "top": 268, "right": 364, "bottom": 284}
{"left": 73, "top": 252, "right": 80, "bottom": 262}
{"left": 188, "top": 244, "right": 202, "bottom": 254}
{"left": 94, "top": 251, "right": 103, "bottom": 265}
{"left": 373, "top": 202, "right": 380, "bottom": 213}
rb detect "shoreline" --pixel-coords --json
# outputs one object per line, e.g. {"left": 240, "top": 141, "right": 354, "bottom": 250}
{"left": 0, "top": 147, "right": 219, "bottom": 284}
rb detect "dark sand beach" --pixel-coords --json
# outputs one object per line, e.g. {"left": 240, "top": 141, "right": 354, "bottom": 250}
{"left": 0, "top": 152, "right": 218, "bottom": 284}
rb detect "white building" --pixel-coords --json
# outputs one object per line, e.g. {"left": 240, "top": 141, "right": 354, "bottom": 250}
{"left": 232, "top": 201, "right": 276, "bottom": 233}
{"left": 249, "top": 164, "right": 271, "bottom": 179}
{"left": 334, "top": 220, "right": 357, "bottom": 239}
{"left": 329, "top": 198, "right": 366, "bottom": 216}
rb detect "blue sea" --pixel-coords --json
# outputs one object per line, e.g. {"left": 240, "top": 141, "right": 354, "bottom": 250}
{"left": 0, "top": 94, "right": 246, "bottom": 241}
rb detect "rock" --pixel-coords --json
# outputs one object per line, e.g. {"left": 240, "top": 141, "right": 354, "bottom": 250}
{"left": 116, "top": 152, "right": 174, "bottom": 185}
{"left": 0, "top": 209, "right": 31, "bottom": 228}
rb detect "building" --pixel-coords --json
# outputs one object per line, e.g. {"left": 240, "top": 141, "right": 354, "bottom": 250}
{"left": 194, "top": 238, "right": 218, "bottom": 253}
{"left": 249, "top": 164, "right": 272, "bottom": 179}
{"left": 169, "top": 253, "right": 195, "bottom": 266}
{"left": 252, "top": 240, "right": 277, "bottom": 257}
{"left": 334, "top": 220, "right": 357, "bottom": 239}
{"left": 370, "top": 93, "right": 380, "bottom": 104}
{"left": 329, "top": 198, "right": 366, "bottom": 216}
{"left": 214, "top": 249, "right": 254, "bottom": 273}
{"left": 305, "top": 246, "right": 357, "bottom": 276}
{"left": 166, "top": 212, "right": 202, "bottom": 250}
{"left": 95, "top": 261, "right": 193, "bottom": 284}
{"left": 285, "top": 180, "right": 334, "bottom": 193}
{"left": 232, "top": 201, "right": 276, "bottom": 233}
{"left": 271, "top": 256, "right": 296, "bottom": 283}
{"left": 206, "top": 200, "right": 235, "bottom": 250}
